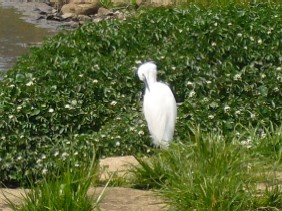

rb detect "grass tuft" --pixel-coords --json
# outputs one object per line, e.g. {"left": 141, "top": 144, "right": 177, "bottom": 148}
{"left": 131, "top": 127, "right": 282, "bottom": 210}
{"left": 7, "top": 157, "right": 99, "bottom": 211}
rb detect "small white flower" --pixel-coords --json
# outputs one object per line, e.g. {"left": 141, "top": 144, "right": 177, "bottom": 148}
{"left": 224, "top": 106, "right": 230, "bottom": 112}
{"left": 228, "top": 22, "right": 232, "bottom": 26}
{"left": 138, "top": 131, "right": 144, "bottom": 135}
{"left": 110, "top": 101, "right": 117, "bottom": 106}
{"left": 26, "top": 81, "right": 34, "bottom": 86}
{"left": 172, "top": 66, "right": 176, "bottom": 70}
{"left": 74, "top": 151, "right": 78, "bottom": 156}
{"left": 17, "top": 156, "right": 22, "bottom": 161}
{"left": 244, "top": 46, "right": 248, "bottom": 50}
{"left": 48, "top": 108, "right": 54, "bottom": 113}
{"left": 250, "top": 36, "right": 254, "bottom": 41}
{"left": 116, "top": 141, "right": 120, "bottom": 146}
{"left": 129, "top": 127, "right": 135, "bottom": 131}
{"left": 79, "top": 74, "right": 84, "bottom": 77}
{"left": 54, "top": 151, "right": 59, "bottom": 157}
{"left": 135, "top": 60, "right": 142, "bottom": 64}
{"left": 66, "top": 141, "right": 71, "bottom": 145}
{"left": 8, "top": 115, "right": 13, "bottom": 119}
{"left": 71, "top": 100, "right": 77, "bottom": 105}
{"left": 235, "top": 110, "right": 241, "bottom": 115}
{"left": 17, "top": 106, "right": 22, "bottom": 111}
{"left": 93, "top": 79, "right": 98, "bottom": 83}
{"left": 214, "top": 22, "right": 218, "bottom": 27}
{"left": 62, "top": 152, "right": 68, "bottom": 158}
{"left": 237, "top": 33, "right": 242, "bottom": 37}
{"left": 41, "top": 154, "right": 46, "bottom": 160}
{"left": 42, "top": 168, "right": 48, "bottom": 175}
{"left": 276, "top": 67, "right": 282, "bottom": 71}
{"left": 65, "top": 104, "right": 71, "bottom": 109}
{"left": 189, "top": 91, "right": 196, "bottom": 98}
{"left": 208, "top": 115, "right": 214, "bottom": 119}
{"left": 261, "top": 73, "right": 266, "bottom": 79}
{"left": 211, "top": 42, "right": 216, "bottom": 47}
{"left": 206, "top": 80, "right": 212, "bottom": 84}
{"left": 273, "top": 87, "right": 279, "bottom": 92}
{"left": 202, "top": 97, "right": 209, "bottom": 103}
{"left": 8, "top": 84, "right": 15, "bottom": 88}
{"left": 233, "top": 74, "right": 241, "bottom": 81}
{"left": 186, "top": 81, "right": 194, "bottom": 86}
{"left": 257, "top": 39, "right": 262, "bottom": 45}
{"left": 250, "top": 113, "right": 255, "bottom": 119}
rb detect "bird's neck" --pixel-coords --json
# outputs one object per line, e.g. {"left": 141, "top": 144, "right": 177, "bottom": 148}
{"left": 147, "top": 74, "right": 157, "bottom": 85}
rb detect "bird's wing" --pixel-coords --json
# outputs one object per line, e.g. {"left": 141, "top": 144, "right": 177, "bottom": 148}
{"left": 143, "top": 83, "right": 176, "bottom": 146}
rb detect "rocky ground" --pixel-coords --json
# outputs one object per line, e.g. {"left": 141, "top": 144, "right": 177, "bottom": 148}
{"left": 0, "top": 0, "right": 133, "bottom": 31}
{"left": 0, "top": 156, "right": 167, "bottom": 211}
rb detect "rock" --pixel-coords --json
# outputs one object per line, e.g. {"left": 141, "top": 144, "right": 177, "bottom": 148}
{"left": 77, "top": 14, "right": 92, "bottom": 21}
{"left": 46, "top": 14, "right": 62, "bottom": 21}
{"left": 70, "top": 0, "right": 100, "bottom": 4}
{"left": 97, "top": 7, "right": 113, "bottom": 16}
{"left": 61, "top": 13, "right": 76, "bottom": 19}
{"left": 92, "top": 17, "right": 103, "bottom": 23}
{"left": 61, "top": 2, "right": 100, "bottom": 16}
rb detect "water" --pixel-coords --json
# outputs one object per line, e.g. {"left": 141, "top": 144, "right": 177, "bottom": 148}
{"left": 0, "top": 4, "right": 54, "bottom": 71}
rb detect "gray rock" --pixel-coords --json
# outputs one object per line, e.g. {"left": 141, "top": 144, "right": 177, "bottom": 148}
{"left": 77, "top": 14, "right": 92, "bottom": 21}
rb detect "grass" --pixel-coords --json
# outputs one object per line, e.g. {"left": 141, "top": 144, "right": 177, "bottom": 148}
{"left": 6, "top": 157, "right": 101, "bottom": 211}
{"left": 131, "top": 127, "right": 282, "bottom": 210}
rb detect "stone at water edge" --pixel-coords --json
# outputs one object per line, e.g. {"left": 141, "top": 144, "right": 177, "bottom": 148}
{"left": 61, "top": 2, "right": 100, "bottom": 16}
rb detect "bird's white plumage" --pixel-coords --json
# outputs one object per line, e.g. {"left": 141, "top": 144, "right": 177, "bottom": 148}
{"left": 138, "top": 62, "right": 177, "bottom": 148}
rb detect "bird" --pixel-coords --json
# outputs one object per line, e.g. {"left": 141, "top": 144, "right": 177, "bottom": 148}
{"left": 137, "top": 62, "right": 177, "bottom": 148}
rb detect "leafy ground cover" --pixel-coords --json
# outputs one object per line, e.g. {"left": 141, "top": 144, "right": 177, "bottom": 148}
{"left": 0, "top": 3, "right": 281, "bottom": 186}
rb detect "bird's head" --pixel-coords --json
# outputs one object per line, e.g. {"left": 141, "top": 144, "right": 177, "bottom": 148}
{"left": 137, "top": 62, "right": 157, "bottom": 91}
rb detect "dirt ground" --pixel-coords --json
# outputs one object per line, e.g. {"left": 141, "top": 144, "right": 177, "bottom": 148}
{"left": 0, "top": 156, "right": 167, "bottom": 211}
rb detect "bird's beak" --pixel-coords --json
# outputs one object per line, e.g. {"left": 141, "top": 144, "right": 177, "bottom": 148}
{"left": 144, "top": 76, "right": 150, "bottom": 92}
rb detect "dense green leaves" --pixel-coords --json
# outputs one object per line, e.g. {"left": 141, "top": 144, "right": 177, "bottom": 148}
{"left": 0, "top": 3, "right": 282, "bottom": 186}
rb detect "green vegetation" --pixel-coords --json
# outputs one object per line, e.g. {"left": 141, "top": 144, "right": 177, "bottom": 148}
{"left": 131, "top": 127, "right": 282, "bottom": 210}
{"left": 0, "top": 2, "right": 281, "bottom": 192}
{"left": 6, "top": 157, "right": 100, "bottom": 210}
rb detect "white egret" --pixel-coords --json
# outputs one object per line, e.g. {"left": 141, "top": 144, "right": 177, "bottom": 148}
{"left": 137, "top": 62, "right": 177, "bottom": 148}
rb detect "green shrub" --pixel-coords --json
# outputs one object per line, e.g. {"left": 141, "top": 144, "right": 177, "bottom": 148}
{"left": 0, "top": 3, "right": 281, "bottom": 186}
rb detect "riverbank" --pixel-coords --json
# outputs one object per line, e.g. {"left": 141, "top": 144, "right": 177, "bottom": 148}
{"left": 0, "top": 0, "right": 134, "bottom": 32}
{"left": 0, "top": 0, "right": 62, "bottom": 31}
